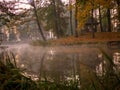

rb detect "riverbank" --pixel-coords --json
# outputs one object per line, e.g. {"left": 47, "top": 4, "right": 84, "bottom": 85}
{"left": 31, "top": 32, "right": 120, "bottom": 46}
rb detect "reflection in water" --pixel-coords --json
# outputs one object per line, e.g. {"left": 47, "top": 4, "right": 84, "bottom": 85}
{"left": 7, "top": 44, "right": 120, "bottom": 83}
{"left": 113, "top": 52, "right": 120, "bottom": 70}
{"left": 48, "top": 49, "right": 55, "bottom": 55}
{"left": 96, "top": 63, "right": 103, "bottom": 76}
{"left": 95, "top": 53, "right": 105, "bottom": 76}
{"left": 20, "top": 64, "right": 25, "bottom": 68}
{"left": 96, "top": 51, "right": 120, "bottom": 76}
{"left": 113, "top": 52, "right": 120, "bottom": 65}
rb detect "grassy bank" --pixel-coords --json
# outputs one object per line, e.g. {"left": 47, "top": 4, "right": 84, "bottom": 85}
{"left": 31, "top": 32, "right": 120, "bottom": 46}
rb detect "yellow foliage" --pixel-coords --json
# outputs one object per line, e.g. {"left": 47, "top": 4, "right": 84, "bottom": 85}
{"left": 77, "top": 1, "right": 93, "bottom": 29}
{"left": 77, "top": 0, "right": 113, "bottom": 30}
{"left": 77, "top": 19, "right": 87, "bottom": 29}
{"left": 94, "top": 0, "right": 112, "bottom": 8}
{"left": 67, "top": 4, "right": 74, "bottom": 10}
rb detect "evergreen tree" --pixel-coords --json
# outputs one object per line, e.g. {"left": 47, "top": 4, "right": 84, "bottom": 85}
{"left": 41, "top": 0, "right": 68, "bottom": 38}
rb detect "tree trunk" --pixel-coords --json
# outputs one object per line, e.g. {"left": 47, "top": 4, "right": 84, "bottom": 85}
{"left": 116, "top": 0, "right": 120, "bottom": 31}
{"left": 32, "top": 1, "right": 46, "bottom": 41}
{"left": 69, "top": 0, "right": 73, "bottom": 35}
{"left": 117, "top": 0, "right": 120, "bottom": 22}
{"left": 99, "top": 5, "right": 103, "bottom": 32}
{"left": 107, "top": 8, "right": 112, "bottom": 32}
{"left": 75, "top": 0, "right": 78, "bottom": 37}
{"left": 52, "top": 0, "right": 60, "bottom": 38}
{"left": 91, "top": 9, "right": 95, "bottom": 38}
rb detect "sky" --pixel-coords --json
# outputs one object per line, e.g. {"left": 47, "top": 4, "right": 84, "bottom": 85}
{"left": 0, "top": 0, "right": 68, "bottom": 3}
{"left": 18, "top": 0, "right": 69, "bottom": 9}
{"left": 0, "top": 0, "right": 69, "bottom": 11}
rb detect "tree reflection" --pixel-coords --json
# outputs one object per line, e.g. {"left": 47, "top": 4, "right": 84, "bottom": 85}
{"left": 6, "top": 45, "right": 120, "bottom": 89}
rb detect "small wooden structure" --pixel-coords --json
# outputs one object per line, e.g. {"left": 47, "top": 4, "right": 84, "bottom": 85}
{"left": 84, "top": 17, "right": 99, "bottom": 38}
{"left": 84, "top": 17, "right": 99, "bottom": 32}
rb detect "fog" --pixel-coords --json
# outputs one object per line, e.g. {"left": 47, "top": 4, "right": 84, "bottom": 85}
{"left": 1, "top": 42, "right": 120, "bottom": 81}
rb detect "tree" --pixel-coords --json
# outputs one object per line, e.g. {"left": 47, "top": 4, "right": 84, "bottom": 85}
{"left": 77, "top": 0, "right": 96, "bottom": 37}
{"left": 51, "top": 0, "right": 60, "bottom": 38}
{"left": 0, "top": 0, "right": 31, "bottom": 41}
{"left": 98, "top": 0, "right": 112, "bottom": 32}
{"left": 77, "top": 0, "right": 92, "bottom": 30}
{"left": 74, "top": 0, "right": 79, "bottom": 37}
{"left": 0, "top": 0, "right": 28, "bottom": 27}
{"left": 107, "top": 8, "right": 112, "bottom": 32}
{"left": 76, "top": 0, "right": 118, "bottom": 33}
{"left": 29, "top": 0, "right": 46, "bottom": 41}
{"left": 98, "top": 5, "right": 104, "bottom": 32}
{"left": 39, "top": 0, "right": 68, "bottom": 38}
{"left": 69, "top": 0, "right": 73, "bottom": 35}
{"left": 116, "top": 0, "right": 120, "bottom": 31}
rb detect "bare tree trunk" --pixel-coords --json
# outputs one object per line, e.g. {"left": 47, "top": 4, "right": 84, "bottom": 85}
{"left": 107, "top": 8, "right": 112, "bottom": 32}
{"left": 32, "top": 0, "right": 46, "bottom": 41}
{"left": 99, "top": 5, "right": 103, "bottom": 32}
{"left": 75, "top": 0, "right": 78, "bottom": 37}
{"left": 116, "top": 0, "right": 120, "bottom": 31}
{"left": 117, "top": 0, "right": 120, "bottom": 22}
{"left": 69, "top": 0, "right": 73, "bottom": 35}
{"left": 52, "top": 0, "right": 60, "bottom": 38}
{"left": 91, "top": 9, "right": 95, "bottom": 38}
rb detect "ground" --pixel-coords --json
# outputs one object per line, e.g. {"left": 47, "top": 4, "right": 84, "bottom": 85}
{"left": 51, "top": 32, "right": 120, "bottom": 45}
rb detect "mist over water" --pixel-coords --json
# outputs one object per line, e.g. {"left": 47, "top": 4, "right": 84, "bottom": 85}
{"left": 4, "top": 43, "right": 120, "bottom": 81}
{"left": 7, "top": 44, "right": 101, "bottom": 69}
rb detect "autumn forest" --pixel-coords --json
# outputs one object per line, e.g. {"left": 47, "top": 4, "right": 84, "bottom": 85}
{"left": 0, "top": 0, "right": 120, "bottom": 90}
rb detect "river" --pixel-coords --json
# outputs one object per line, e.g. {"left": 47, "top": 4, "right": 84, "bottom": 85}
{"left": 1, "top": 43, "right": 120, "bottom": 81}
